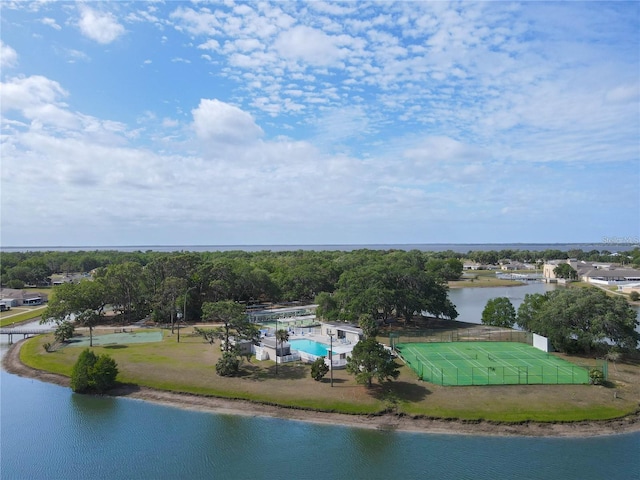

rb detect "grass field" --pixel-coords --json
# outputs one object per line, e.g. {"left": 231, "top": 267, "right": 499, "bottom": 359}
{"left": 0, "top": 306, "right": 47, "bottom": 327}
{"left": 16, "top": 326, "right": 640, "bottom": 423}
{"left": 396, "top": 342, "right": 591, "bottom": 386}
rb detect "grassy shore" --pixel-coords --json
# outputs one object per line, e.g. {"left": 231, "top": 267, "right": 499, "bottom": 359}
{"left": 17, "top": 326, "right": 640, "bottom": 424}
{"left": 0, "top": 306, "right": 47, "bottom": 327}
{"left": 449, "top": 270, "right": 526, "bottom": 288}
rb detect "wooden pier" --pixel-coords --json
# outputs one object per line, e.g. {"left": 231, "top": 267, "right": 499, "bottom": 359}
{"left": 0, "top": 328, "right": 54, "bottom": 344}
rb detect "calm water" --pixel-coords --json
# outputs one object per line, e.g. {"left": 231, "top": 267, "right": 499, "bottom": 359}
{"left": 290, "top": 339, "right": 331, "bottom": 356}
{"left": 1, "top": 371, "right": 639, "bottom": 480}
{"left": 2, "top": 284, "right": 639, "bottom": 479}
{"left": 2, "top": 242, "right": 636, "bottom": 253}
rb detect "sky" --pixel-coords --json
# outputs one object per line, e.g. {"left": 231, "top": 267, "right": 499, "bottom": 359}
{"left": 1, "top": 1, "right": 639, "bottom": 247}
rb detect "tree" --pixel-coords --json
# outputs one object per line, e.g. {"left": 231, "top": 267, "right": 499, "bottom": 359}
{"left": 310, "top": 356, "right": 329, "bottom": 381}
{"left": 92, "top": 355, "right": 119, "bottom": 393}
{"left": 275, "top": 329, "right": 289, "bottom": 375}
{"left": 314, "top": 292, "right": 339, "bottom": 321}
{"left": 216, "top": 351, "right": 240, "bottom": 376}
{"left": 103, "top": 262, "right": 148, "bottom": 323}
{"left": 199, "top": 301, "right": 259, "bottom": 375}
{"left": 481, "top": 297, "right": 516, "bottom": 328}
{"left": 76, "top": 309, "right": 100, "bottom": 347}
{"left": 358, "top": 313, "right": 378, "bottom": 339}
{"left": 70, "top": 349, "right": 119, "bottom": 393}
{"left": 425, "top": 258, "right": 463, "bottom": 281}
{"left": 54, "top": 321, "right": 75, "bottom": 343}
{"left": 43, "top": 280, "right": 108, "bottom": 344}
{"left": 153, "top": 276, "right": 187, "bottom": 333}
{"left": 346, "top": 338, "right": 400, "bottom": 387}
{"left": 553, "top": 263, "right": 578, "bottom": 280}
{"left": 517, "top": 288, "right": 639, "bottom": 354}
{"left": 70, "top": 349, "right": 95, "bottom": 393}
{"left": 200, "top": 301, "right": 258, "bottom": 352}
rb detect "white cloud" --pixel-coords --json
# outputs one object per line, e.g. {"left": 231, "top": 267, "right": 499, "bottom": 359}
{"left": 191, "top": 99, "right": 263, "bottom": 143}
{"left": 1, "top": 75, "right": 68, "bottom": 114}
{"left": 78, "top": 5, "right": 125, "bottom": 44}
{"left": 274, "top": 26, "right": 351, "bottom": 67}
{"left": 197, "top": 39, "right": 220, "bottom": 51}
{"left": 0, "top": 41, "right": 18, "bottom": 68}
{"left": 40, "top": 17, "right": 61, "bottom": 30}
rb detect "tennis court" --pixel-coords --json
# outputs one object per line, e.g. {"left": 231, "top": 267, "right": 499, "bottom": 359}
{"left": 64, "top": 331, "right": 163, "bottom": 348}
{"left": 395, "top": 341, "right": 592, "bottom": 386}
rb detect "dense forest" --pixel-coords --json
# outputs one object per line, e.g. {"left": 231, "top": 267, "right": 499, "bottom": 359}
{"left": 1, "top": 247, "right": 639, "bottom": 329}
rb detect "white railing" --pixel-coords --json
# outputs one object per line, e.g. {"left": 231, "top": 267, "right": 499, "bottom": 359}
{"left": 277, "top": 353, "right": 301, "bottom": 364}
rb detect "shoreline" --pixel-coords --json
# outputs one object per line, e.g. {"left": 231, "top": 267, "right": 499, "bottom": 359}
{"left": 4, "top": 340, "right": 640, "bottom": 438}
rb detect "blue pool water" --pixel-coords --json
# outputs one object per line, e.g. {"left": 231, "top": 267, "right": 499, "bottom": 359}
{"left": 290, "top": 339, "right": 331, "bottom": 356}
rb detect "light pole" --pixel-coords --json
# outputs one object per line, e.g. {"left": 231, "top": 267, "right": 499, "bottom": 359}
{"left": 275, "top": 317, "right": 278, "bottom": 375}
{"left": 178, "top": 286, "right": 196, "bottom": 343}
{"left": 328, "top": 332, "right": 335, "bottom": 387}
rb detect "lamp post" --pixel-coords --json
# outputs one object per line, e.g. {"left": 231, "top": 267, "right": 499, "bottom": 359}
{"left": 178, "top": 286, "right": 196, "bottom": 343}
{"left": 328, "top": 332, "right": 335, "bottom": 387}
{"left": 275, "top": 317, "right": 278, "bottom": 375}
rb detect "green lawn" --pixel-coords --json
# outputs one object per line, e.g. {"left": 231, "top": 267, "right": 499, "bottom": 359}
{"left": 17, "top": 328, "right": 640, "bottom": 423}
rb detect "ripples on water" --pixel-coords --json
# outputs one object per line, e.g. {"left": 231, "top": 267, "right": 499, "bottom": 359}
{"left": 1, "top": 371, "right": 639, "bottom": 480}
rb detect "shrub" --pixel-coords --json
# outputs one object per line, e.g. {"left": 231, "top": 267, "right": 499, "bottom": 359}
{"left": 216, "top": 351, "right": 240, "bottom": 376}
{"left": 54, "top": 321, "right": 75, "bottom": 343}
{"left": 310, "top": 356, "right": 329, "bottom": 381}
{"left": 589, "top": 368, "right": 604, "bottom": 385}
{"left": 71, "top": 349, "right": 96, "bottom": 393}
{"left": 92, "top": 355, "right": 119, "bottom": 393}
{"left": 70, "top": 349, "right": 119, "bottom": 393}
{"left": 629, "top": 291, "right": 640, "bottom": 302}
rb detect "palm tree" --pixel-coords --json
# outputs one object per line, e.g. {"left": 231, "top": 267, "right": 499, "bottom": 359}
{"left": 275, "top": 329, "right": 289, "bottom": 375}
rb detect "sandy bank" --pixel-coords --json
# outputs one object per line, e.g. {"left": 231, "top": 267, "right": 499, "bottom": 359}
{"left": 3, "top": 340, "right": 639, "bottom": 438}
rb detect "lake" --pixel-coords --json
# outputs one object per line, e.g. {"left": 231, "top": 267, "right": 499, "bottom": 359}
{"left": 2, "top": 283, "right": 639, "bottom": 479}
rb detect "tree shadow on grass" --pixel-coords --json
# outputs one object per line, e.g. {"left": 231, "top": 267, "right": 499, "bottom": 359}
{"left": 104, "top": 344, "right": 128, "bottom": 349}
{"left": 238, "top": 363, "right": 308, "bottom": 381}
{"left": 367, "top": 381, "right": 431, "bottom": 403}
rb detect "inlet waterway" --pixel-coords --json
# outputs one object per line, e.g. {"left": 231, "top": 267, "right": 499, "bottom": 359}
{"left": 2, "top": 283, "right": 639, "bottom": 479}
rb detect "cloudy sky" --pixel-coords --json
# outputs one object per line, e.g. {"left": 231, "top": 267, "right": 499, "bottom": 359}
{"left": 1, "top": 1, "right": 638, "bottom": 247}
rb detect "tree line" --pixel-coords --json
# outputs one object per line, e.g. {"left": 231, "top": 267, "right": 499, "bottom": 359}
{"left": 482, "top": 288, "right": 639, "bottom": 355}
{"left": 36, "top": 250, "right": 461, "bottom": 329}
{"left": 3, "top": 246, "right": 639, "bottom": 290}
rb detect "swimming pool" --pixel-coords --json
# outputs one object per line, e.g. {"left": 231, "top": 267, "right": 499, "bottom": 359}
{"left": 289, "top": 339, "right": 332, "bottom": 357}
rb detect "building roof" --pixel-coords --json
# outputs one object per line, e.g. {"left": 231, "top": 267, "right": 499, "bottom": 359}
{"left": 0, "top": 289, "right": 48, "bottom": 300}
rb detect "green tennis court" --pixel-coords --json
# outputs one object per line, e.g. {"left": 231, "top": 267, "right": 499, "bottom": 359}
{"left": 395, "top": 341, "right": 592, "bottom": 386}
{"left": 63, "top": 331, "right": 163, "bottom": 348}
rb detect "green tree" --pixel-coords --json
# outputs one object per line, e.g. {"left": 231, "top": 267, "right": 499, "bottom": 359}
{"left": 199, "top": 301, "right": 259, "bottom": 374}
{"left": 310, "top": 356, "right": 329, "bottom": 381}
{"left": 70, "top": 349, "right": 119, "bottom": 393}
{"left": 358, "top": 313, "right": 378, "bottom": 339}
{"left": 76, "top": 309, "right": 100, "bottom": 347}
{"left": 314, "top": 291, "right": 339, "bottom": 321}
{"left": 481, "top": 297, "right": 516, "bottom": 328}
{"left": 54, "top": 321, "right": 75, "bottom": 343}
{"left": 553, "top": 263, "right": 578, "bottom": 280}
{"left": 216, "top": 351, "right": 240, "bottom": 376}
{"left": 425, "top": 258, "right": 463, "bottom": 281}
{"left": 70, "top": 349, "right": 96, "bottom": 393}
{"left": 200, "top": 301, "right": 258, "bottom": 352}
{"left": 517, "top": 288, "right": 639, "bottom": 354}
{"left": 346, "top": 338, "right": 400, "bottom": 387}
{"left": 92, "top": 355, "right": 119, "bottom": 393}
{"left": 43, "top": 280, "right": 108, "bottom": 344}
{"left": 103, "top": 262, "right": 147, "bottom": 323}
{"left": 275, "top": 328, "right": 289, "bottom": 375}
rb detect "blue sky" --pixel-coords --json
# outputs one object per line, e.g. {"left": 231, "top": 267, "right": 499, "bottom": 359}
{"left": 1, "top": 1, "right": 638, "bottom": 247}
